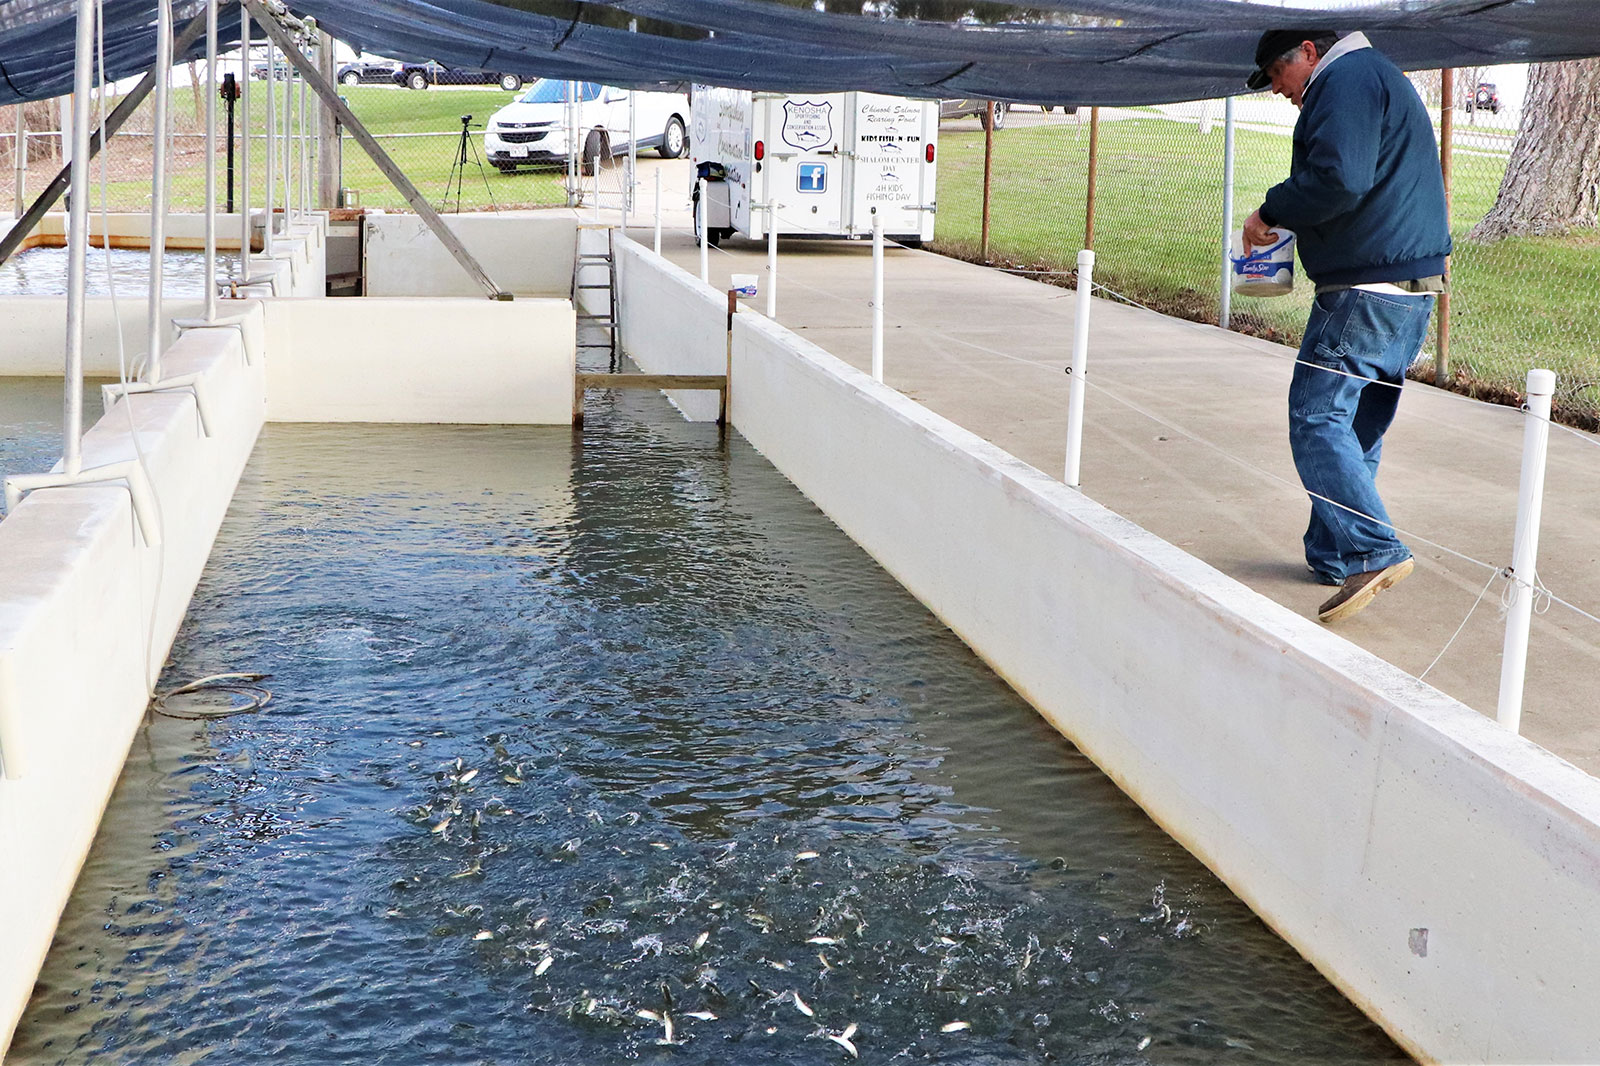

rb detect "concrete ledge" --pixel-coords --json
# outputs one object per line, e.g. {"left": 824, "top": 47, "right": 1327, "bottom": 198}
{"left": 712, "top": 296, "right": 1600, "bottom": 1063}
{"left": 614, "top": 238, "right": 728, "bottom": 422}
{"left": 263, "top": 297, "right": 576, "bottom": 424}
{"left": 364, "top": 212, "right": 578, "bottom": 298}
{"left": 0, "top": 312, "right": 267, "bottom": 1059}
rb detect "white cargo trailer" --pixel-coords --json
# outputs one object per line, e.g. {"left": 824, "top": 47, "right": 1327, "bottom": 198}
{"left": 689, "top": 87, "right": 938, "bottom": 246}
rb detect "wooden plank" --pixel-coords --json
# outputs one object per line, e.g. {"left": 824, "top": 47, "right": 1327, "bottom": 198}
{"left": 576, "top": 374, "right": 727, "bottom": 391}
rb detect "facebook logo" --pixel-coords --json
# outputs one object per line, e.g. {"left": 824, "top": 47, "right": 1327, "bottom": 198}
{"left": 797, "top": 163, "right": 827, "bottom": 193}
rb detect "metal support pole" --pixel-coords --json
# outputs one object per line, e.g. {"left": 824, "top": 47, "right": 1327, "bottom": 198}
{"left": 203, "top": 0, "right": 218, "bottom": 322}
{"left": 146, "top": 0, "right": 174, "bottom": 382}
{"left": 12, "top": 108, "right": 24, "bottom": 219}
{"left": 1065, "top": 249, "right": 1095, "bottom": 487}
{"left": 298, "top": 42, "right": 309, "bottom": 220}
{"left": 239, "top": 8, "right": 252, "bottom": 266}
{"left": 64, "top": 0, "right": 94, "bottom": 477}
{"left": 244, "top": 0, "right": 509, "bottom": 298}
{"left": 1219, "top": 95, "right": 1236, "bottom": 331}
{"left": 698, "top": 176, "right": 709, "bottom": 283}
{"left": 263, "top": 31, "right": 275, "bottom": 254}
{"left": 281, "top": 48, "right": 292, "bottom": 224}
{"left": 980, "top": 102, "right": 994, "bottom": 260}
{"left": 1437, "top": 68, "right": 1454, "bottom": 388}
{"left": 766, "top": 200, "right": 777, "bottom": 319}
{"left": 871, "top": 212, "right": 884, "bottom": 383}
{"left": 1497, "top": 368, "right": 1556, "bottom": 734}
{"left": 653, "top": 167, "right": 662, "bottom": 255}
{"left": 1084, "top": 107, "right": 1100, "bottom": 250}
{"left": 624, "top": 89, "right": 635, "bottom": 229}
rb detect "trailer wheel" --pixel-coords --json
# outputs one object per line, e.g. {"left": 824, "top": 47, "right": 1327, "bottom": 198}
{"left": 979, "top": 102, "right": 1008, "bottom": 131}
{"left": 660, "top": 116, "right": 687, "bottom": 159}
{"left": 581, "top": 130, "right": 608, "bottom": 176}
{"left": 406, "top": 71, "right": 429, "bottom": 91}
{"left": 499, "top": 73, "right": 523, "bottom": 92}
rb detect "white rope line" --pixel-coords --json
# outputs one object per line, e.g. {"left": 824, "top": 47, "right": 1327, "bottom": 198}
{"left": 1546, "top": 588, "right": 1600, "bottom": 628}
{"left": 1418, "top": 568, "right": 1505, "bottom": 681}
{"left": 1073, "top": 372, "right": 1503, "bottom": 576}
{"left": 1548, "top": 418, "right": 1600, "bottom": 454}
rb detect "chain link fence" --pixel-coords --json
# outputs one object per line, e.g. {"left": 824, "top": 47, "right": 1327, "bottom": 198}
{"left": 931, "top": 70, "right": 1600, "bottom": 429}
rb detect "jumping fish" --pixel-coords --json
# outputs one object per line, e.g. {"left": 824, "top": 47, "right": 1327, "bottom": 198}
{"left": 450, "top": 860, "right": 482, "bottom": 879}
{"left": 535, "top": 956, "right": 554, "bottom": 976}
{"left": 817, "top": 953, "right": 833, "bottom": 972}
{"left": 796, "top": 851, "right": 820, "bottom": 861}
{"left": 431, "top": 818, "right": 452, "bottom": 836}
{"left": 693, "top": 931, "right": 710, "bottom": 950}
{"left": 806, "top": 936, "right": 839, "bottom": 946}
{"left": 1137, "top": 1036, "right": 1153, "bottom": 1051}
{"left": 793, "top": 992, "right": 814, "bottom": 1018}
{"left": 473, "top": 930, "right": 495, "bottom": 941}
{"left": 503, "top": 774, "right": 523, "bottom": 785}
{"left": 457, "top": 769, "right": 479, "bottom": 785}
{"left": 825, "top": 1023, "right": 859, "bottom": 1058}
{"left": 940, "top": 1021, "right": 970, "bottom": 1033}
{"left": 684, "top": 1010, "right": 717, "bottom": 1021}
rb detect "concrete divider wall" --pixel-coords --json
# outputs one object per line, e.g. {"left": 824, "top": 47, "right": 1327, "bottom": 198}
{"left": 263, "top": 297, "right": 576, "bottom": 424}
{"left": 0, "top": 309, "right": 268, "bottom": 1059}
{"left": 614, "top": 238, "right": 726, "bottom": 421}
{"left": 709, "top": 305, "right": 1600, "bottom": 1062}
{"left": 0, "top": 297, "right": 210, "bottom": 375}
{"left": 364, "top": 213, "right": 577, "bottom": 298}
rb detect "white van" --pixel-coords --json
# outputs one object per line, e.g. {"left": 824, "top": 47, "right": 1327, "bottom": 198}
{"left": 690, "top": 87, "right": 938, "bottom": 245}
{"left": 484, "top": 80, "right": 690, "bottom": 173}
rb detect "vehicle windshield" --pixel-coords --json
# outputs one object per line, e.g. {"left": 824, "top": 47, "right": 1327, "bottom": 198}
{"left": 519, "top": 80, "right": 600, "bottom": 104}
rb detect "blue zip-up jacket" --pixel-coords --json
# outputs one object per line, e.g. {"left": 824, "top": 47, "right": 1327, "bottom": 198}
{"left": 1260, "top": 46, "right": 1451, "bottom": 286}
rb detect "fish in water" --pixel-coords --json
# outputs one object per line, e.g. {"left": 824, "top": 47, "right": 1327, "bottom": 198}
{"left": 535, "top": 956, "right": 554, "bottom": 976}
{"left": 796, "top": 851, "right": 820, "bottom": 861}
{"left": 450, "top": 860, "right": 482, "bottom": 879}
{"left": 458, "top": 769, "right": 479, "bottom": 785}
{"left": 473, "top": 930, "right": 495, "bottom": 941}
{"left": 825, "top": 1022, "right": 859, "bottom": 1058}
{"left": 806, "top": 936, "right": 839, "bottom": 946}
{"left": 793, "top": 992, "right": 814, "bottom": 1018}
{"left": 431, "top": 817, "right": 452, "bottom": 836}
{"left": 940, "top": 1021, "right": 970, "bottom": 1033}
{"left": 693, "top": 931, "right": 710, "bottom": 951}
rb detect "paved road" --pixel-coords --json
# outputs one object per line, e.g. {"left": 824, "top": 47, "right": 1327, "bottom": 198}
{"left": 627, "top": 223, "right": 1600, "bottom": 776}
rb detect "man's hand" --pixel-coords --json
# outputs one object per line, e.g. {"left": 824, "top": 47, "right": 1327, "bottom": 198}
{"left": 1242, "top": 208, "right": 1280, "bottom": 250}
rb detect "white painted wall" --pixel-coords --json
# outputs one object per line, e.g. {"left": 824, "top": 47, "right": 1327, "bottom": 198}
{"left": 364, "top": 213, "right": 577, "bottom": 298}
{"left": 263, "top": 298, "right": 576, "bottom": 424}
{"left": 613, "top": 238, "right": 726, "bottom": 422}
{"left": 688, "top": 294, "right": 1600, "bottom": 1064}
{"left": 0, "top": 312, "right": 268, "bottom": 1060}
{"left": 0, "top": 297, "right": 209, "bottom": 376}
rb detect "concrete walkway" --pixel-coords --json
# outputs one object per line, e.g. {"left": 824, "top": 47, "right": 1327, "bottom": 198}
{"left": 636, "top": 225, "right": 1600, "bottom": 776}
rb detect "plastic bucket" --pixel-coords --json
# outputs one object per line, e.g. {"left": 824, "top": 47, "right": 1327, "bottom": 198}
{"left": 730, "top": 273, "right": 759, "bottom": 299}
{"left": 1229, "top": 229, "right": 1296, "bottom": 297}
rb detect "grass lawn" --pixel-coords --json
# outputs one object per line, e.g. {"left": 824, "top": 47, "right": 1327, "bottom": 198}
{"left": 932, "top": 117, "right": 1600, "bottom": 421}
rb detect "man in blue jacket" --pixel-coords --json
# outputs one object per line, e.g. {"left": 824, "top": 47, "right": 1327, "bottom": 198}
{"left": 1242, "top": 29, "right": 1450, "bottom": 624}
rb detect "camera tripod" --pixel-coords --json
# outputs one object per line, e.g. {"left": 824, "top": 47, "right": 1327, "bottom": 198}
{"left": 444, "top": 114, "right": 496, "bottom": 214}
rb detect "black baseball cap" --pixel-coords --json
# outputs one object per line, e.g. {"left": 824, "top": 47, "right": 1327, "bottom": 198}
{"left": 1246, "top": 30, "right": 1322, "bottom": 90}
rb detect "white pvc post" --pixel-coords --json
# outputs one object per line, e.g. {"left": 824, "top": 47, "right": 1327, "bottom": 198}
{"left": 298, "top": 45, "right": 309, "bottom": 220}
{"left": 1497, "top": 367, "right": 1557, "bottom": 734}
{"left": 146, "top": 0, "right": 173, "bottom": 383}
{"left": 698, "top": 176, "right": 709, "bottom": 283}
{"left": 63, "top": 0, "right": 94, "bottom": 477}
{"left": 12, "top": 107, "right": 24, "bottom": 219}
{"left": 1064, "top": 249, "right": 1095, "bottom": 487}
{"left": 653, "top": 167, "right": 662, "bottom": 255}
{"left": 592, "top": 162, "right": 600, "bottom": 222}
{"left": 203, "top": 0, "right": 218, "bottom": 320}
{"left": 239, "top": 8, "right": 252, "bottom": 269}
{"left": 766, "top": 200, "right": 777, "bottom": 318}
{"left": 1219, "top": 95, "right": 1235, "bottom": 331}
{"left": 871, "top": 212, "right": 884, "bottom": 382}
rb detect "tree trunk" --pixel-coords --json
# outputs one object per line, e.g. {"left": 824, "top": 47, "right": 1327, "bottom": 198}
{"left": 1470, "top": 59, "right": 1600, "bottom": 241}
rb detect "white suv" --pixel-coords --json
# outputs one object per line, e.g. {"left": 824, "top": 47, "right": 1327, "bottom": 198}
{"left": 485, "top": 80, "right": 689, "bottom": 173}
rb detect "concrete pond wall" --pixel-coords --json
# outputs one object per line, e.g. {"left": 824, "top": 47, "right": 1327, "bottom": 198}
{"left": 613, "top": 232, "right": 1600, "bottom": 1065}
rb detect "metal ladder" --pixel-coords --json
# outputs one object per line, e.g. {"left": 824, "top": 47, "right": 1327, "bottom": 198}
{"left": 573, "top": 226, "right": 618, "bottom": 371}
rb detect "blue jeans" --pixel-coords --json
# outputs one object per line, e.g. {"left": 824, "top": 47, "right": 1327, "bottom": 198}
{"left": 1289, "top": 288, "right": 1435, "bottom": 582}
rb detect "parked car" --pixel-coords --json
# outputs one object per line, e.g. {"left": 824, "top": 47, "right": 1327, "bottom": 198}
{"left": 940, "top": 98, "right": 1008, "bottom": 130}
{"left": 337, "top": 59, "right": 400, "bottom": 86}
{"left": 1467, "top": 81, "right": 1501, "bottom": 114}
{"left": 484, "top": 79, "right": 689, "bottom": 174}
{"left": 394, "top": 62, "right": 524, "bottom": 92}
{"left": 249, "top": 60, "right": 291, "bottom": 80}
